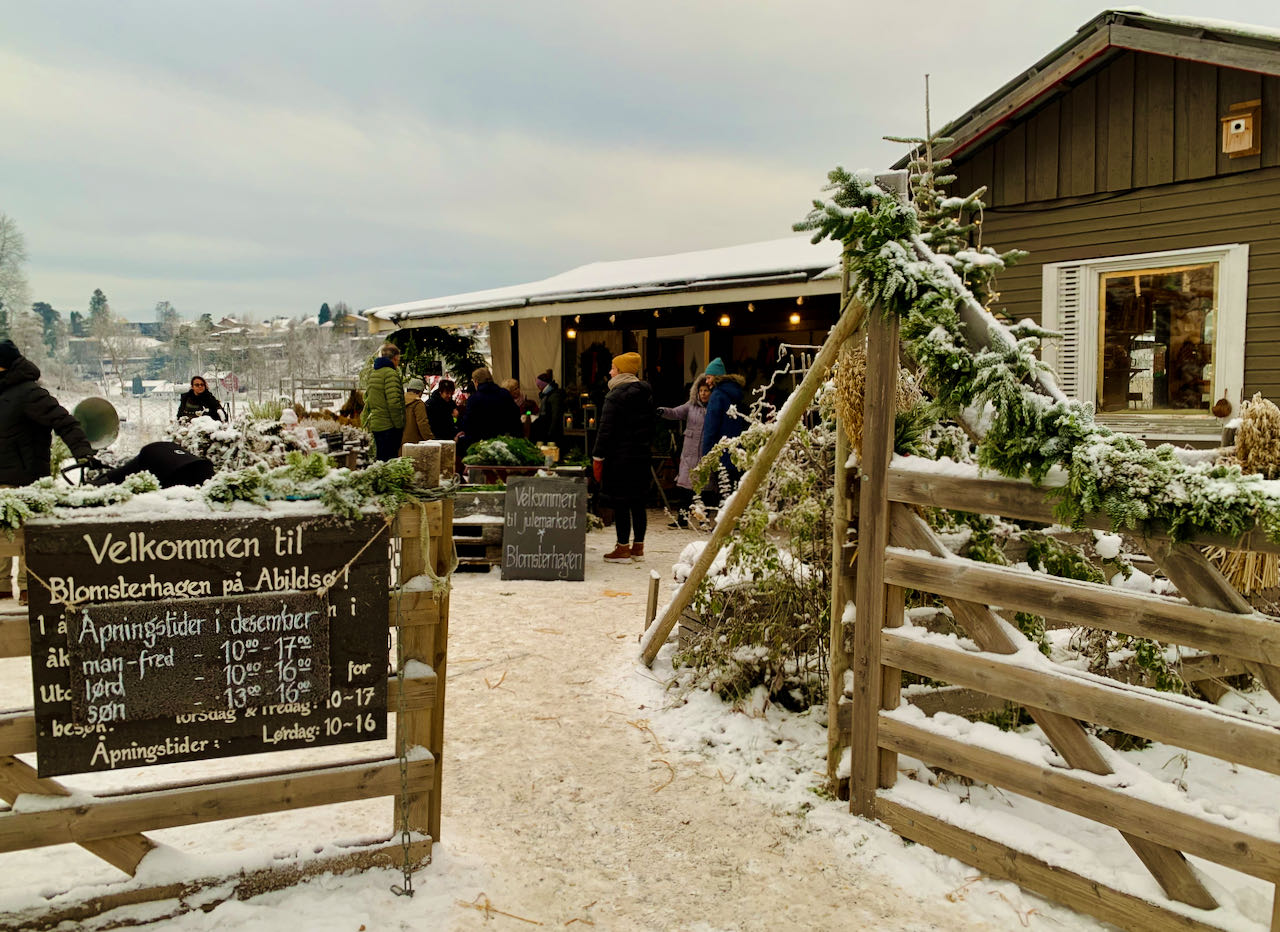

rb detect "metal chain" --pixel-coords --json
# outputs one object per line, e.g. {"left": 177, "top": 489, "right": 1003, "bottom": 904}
{"left": 389, "top": 517, "right": 414, "bottom": 897}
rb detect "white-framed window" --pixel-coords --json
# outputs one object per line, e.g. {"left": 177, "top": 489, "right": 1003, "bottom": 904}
{"left": 1042, "top": 244, "right": 1248, "bottom": 413}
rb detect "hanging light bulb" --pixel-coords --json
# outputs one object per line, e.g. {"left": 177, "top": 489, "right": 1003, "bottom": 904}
{"left": 566, "top": 328, "right": 577, "bottom": 339}
{"left": 653, "top": 309, "right": 659, "bottom": 317}
{"left": 574, "top": 314, "right": 581, "bottom": 323}
{"left": 541, "top": 316, "right": 548, "bottom": 322}
{"left": 509, "top": 319, "right": 515, "bottom": 326}
{"left": 698, "top": 305, "right": 705, "bottom": 315}
{"left": 747, "top": 302, "right": 755, "bottom": 312}
{"left": 718, "top": 314, "right": 731, "bottom": 327}
{"left": 608, "top": 314, "right": 616, "bottom": 324}
{"left": 796, "top": 295, "right": 805, "bottom": 306}
{"left": 789, "top": 312, "right": 801, "bottom": 325}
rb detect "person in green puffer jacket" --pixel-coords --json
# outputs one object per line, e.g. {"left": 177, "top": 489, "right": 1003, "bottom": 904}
{"left": 363, "top": 342, "right": 406, "bottom": 461}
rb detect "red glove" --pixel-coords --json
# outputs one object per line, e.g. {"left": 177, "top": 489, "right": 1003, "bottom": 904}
{"left": 592, "top": 458, "right": 604, "bottom": 483}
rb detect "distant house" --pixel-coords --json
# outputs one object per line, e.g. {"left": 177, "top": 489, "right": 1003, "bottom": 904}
{"left": 906, "top": 9, "right": 1280, "bottom": 441}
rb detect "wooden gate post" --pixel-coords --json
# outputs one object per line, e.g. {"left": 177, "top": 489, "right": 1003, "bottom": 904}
{"left": 849, "top": 306, "right": 898, "bottom": 817}
{"left": 827, "top": 371, "right": 852, "bottom": 794}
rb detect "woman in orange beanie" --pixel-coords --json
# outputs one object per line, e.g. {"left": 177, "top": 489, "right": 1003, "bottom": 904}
{"left": 592, "top": 352, "right": 654, "bottom": 562}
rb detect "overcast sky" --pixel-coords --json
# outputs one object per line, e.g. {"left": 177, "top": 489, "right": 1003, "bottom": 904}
{"left": 4, "top": 2, "right": 1280, "bottom": 322}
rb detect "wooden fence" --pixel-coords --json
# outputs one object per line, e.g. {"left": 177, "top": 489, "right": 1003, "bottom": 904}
{"left": 835, "top": 309, "right": 1280, "bottom": 931}
{"left": 0, "top": 499, "right": 450, "bottom": 930}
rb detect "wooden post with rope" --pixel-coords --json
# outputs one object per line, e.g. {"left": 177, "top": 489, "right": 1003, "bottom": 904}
{"left": 640, "top": 291, "right": 870, "bottom": 667}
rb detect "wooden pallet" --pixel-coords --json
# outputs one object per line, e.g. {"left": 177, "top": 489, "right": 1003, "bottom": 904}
{"left": 455, "top": 539, "right": 501, "bottom": 571}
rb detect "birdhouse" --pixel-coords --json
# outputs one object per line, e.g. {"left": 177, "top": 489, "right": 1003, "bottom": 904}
{"left": 1221, "top": 100, "right": 1261, "bottom": 158}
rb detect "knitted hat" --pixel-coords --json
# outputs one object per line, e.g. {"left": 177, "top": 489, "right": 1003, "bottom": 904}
{"left": 404, "top": 377, "right": 425, "bottom": 394}
{"left": 704, "top": 357, "right": 726, "bottom": 377}
{"left": 0, "top": 339, "right": 19, "bottom": 369}
{"left": 536, "top": 368, "right": 553, "bottom": 388}
{"left": 613, "top": 352, "right": 641, "bottom": 375}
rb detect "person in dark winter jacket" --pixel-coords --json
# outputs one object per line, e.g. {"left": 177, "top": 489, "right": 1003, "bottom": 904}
{"left": 656, "top": 373, "right": 712, "bottom": 527}
{"left": 0, "top": 339, "right": 95, "bottom": 604}
{"left": 457, "top": 367, "right": 522, "bottom": 457}
{"left": 176, "top": 376, "right": 227, "bottom": 422}
{"left": 529, "top": 369, "right": 566, "bottom": 446}
{"left": 363, "top": 342, "right": 406, "bottom": 461}
{"left": 426, "top": 379, "right": 457, "bottom": 441}
{"left": 700, "top": 358, "right": 748, "bottom": 501}
{"left": 592, "top": 351, "right": 654, "bottom": 563}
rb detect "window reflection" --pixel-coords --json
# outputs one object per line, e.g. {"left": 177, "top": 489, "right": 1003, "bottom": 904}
{"left": 1098, "top": 263, "right": 1217, "bottom": 412}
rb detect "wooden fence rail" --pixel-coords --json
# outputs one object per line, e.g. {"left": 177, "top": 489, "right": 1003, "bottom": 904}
{"left": 844, "top": 306, "right": 1280, "bottom": 930}
{"left": 0, "top": 498, "right": 451, "bottom": 929}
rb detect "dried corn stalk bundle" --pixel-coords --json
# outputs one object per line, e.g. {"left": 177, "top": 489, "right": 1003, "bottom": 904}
{"left": 832, "top": 337, "right": 922, "bottom": 457}
{"left": 1206, "top": 393, "right": 1280, "bottom": 594}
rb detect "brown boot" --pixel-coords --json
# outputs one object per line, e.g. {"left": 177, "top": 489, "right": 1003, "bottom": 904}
{"left": 603, "top": 543, "right": 632, "bottom": 563}
{"left": 18, "top": 591, "right": 28, "bottom": 606}
{"left": 630, "top": 542, "right": 645, "bottom": 561}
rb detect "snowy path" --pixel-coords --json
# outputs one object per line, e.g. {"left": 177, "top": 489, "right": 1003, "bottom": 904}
{"left": 438, "top": 523, "right": 991, "bottom": 930}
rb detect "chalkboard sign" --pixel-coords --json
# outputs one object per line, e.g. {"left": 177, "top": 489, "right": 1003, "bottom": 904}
{"left": 501, "top": 476, "right": 588, "bottom": 581}
{"left": 26, "top": 514, "right": 389, "bottom": 777}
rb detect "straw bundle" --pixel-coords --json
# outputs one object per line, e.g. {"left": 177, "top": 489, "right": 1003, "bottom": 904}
{"left": 1206, "top": 393, "right": 1280, "bottom": 594}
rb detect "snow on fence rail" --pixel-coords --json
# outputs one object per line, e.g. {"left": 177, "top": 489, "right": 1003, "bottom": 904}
{"left": 0, "top": 499, "right": 451, "bottom": 930}
{"left": 843, "top": 309, "right": 1280, "bottom": 932}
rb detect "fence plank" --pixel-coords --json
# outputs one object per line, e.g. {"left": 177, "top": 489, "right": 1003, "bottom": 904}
{"left": 882, "top": 548, "right": 1280, "bottom": 666}
{"left": 886, "top": 464, "right": 1280, "bottom": 556}
{"left": 882, "top": 629, "right": 1280, "bottom": 776}
{"left": 0, "top": 756, "right": 154, "bottom": 874}
{"left": 879, "top": 716, "right": 1280, "bottom": 878}
{"left": 875, "top": 797, "right": 1224, "bottom": 932}
{"left": 0, "top": 756, "right": 433, "bottom": 853}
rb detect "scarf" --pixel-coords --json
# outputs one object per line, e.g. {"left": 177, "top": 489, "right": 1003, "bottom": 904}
{"left": 608, "top": 372, "right": 639, "bottom": 391}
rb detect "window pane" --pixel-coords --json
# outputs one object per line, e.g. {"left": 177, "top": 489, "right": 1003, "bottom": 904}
{"left": 1098, "top": 263, "right": 1217, "bottom": 412}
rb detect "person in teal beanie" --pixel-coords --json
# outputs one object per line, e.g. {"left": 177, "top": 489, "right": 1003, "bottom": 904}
{"left": 363, "top": 342, "right": 406, "bottom": 461}
{"left": 700, "top": 358, "right": 747, "bottom": 501}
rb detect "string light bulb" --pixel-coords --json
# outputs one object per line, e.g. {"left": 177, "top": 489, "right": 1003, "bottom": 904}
{"left": 574, "top": 314, "right": 581, "bottom": 323}
{"left": 747, "top": 302, "right": 755, "bottom": 312}
{"left": 509, "top": 319, "right": 515, "bottom": 326}
{"left": 566, "top": 328, "right": 577, "bottom": 339}
{"left": 718, "top": 314, "right": 731, "bottom": 327}
{"left": 698, "top": 305, "right": 705, "bottom": 315}
{"left": 653, "top": 309, "right": 659, "bottom": 317}
{"left": 608, "top": 314, "right": 616, "bottom": 324}
{"left": 796, "top": 295, "right": 805, "bottom": 306}
{"left": 789, "top": 312, "right": 801, "bottom": 325}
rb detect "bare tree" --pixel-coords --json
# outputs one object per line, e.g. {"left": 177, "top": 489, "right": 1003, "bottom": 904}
{"left": 0, "top": 213, "right": 31, "bottom": 326}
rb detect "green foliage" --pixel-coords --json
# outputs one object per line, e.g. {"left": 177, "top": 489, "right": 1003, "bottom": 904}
{"left": 0, "top": 473, "right": 162, "bottom": 534}
{"left": 461, "top": 435, "right": 542, "bottom": 466}
{"left": 248, "top": 399, "right": 285, "bottom": 420}
{"left": 49, "top": 437, "right": 70, "bottom": 478}
{"left": 394, "top": 327, "right": 486, "bottom": 388}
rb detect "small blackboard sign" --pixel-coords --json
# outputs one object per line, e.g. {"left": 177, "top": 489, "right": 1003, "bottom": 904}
{"left": 501, "top": 476, "right": 587, "bottom": 581}
{"left": 26, "top": 513, "right": 389, "bottom": 777}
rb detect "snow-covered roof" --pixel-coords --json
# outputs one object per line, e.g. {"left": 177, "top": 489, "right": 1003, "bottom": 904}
{"left": 895, "top": 8, "right": 1280, "bottom": 168}
{"left": 366, "top": 236, "right": 842, "bottom": 328}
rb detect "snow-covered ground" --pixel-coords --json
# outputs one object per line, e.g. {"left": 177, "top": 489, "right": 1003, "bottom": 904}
{"left": 1, "top": 514, "right": 1277, "bottom": 930}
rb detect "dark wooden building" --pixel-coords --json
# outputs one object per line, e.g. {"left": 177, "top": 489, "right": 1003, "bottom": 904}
{"left": 913, "top": 9, "right": 1280, "bottom": 440}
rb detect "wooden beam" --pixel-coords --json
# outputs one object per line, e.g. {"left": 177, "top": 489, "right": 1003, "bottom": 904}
{"left": 0, "top": 756, "right": 154, "bottom": 874}
{"left": 875, "top": 797, "right": 1224, "bottom": 932}
{"left": 639, "top": 294, "right": 872, "bottom": 666}
{"left": 880, "top": 716, "right": 1280, "bottom": 878}
{"left": 851, "top": 309, "right": 899, "bottom": 817}
{"left": 882, "top": 629, "right": 1280, "bottom": 776}
{"left": 0, "top": 756, "right": 434, "bottom": 853}
{"left": 1111, "top": 23, "right": 1280, "bottom": 78}
{"left": 0, "top": 836, "right": 432, "bottom": 932}
{"left": 882, "top": 548, "right": 1280, "bottom": 666}
{"left": 828, "top": 417, "right": 852, "bottom": 793}
{"left": 886, "top": 462, "right": 1280, "bottom": 555}
{"left": 0, "top": 613, "right": 28, "bottom": 659}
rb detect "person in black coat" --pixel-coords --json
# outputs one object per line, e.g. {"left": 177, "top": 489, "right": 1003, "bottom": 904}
{"left": 426, "top": 378, "right": 458, "bottom": 441}
{"left": 456, "top": 367, "right": 521, "bottom": 456}
{"left": 529, "top": 368, "right": 566, "bottom": 446}
{"left": 0, "top": 339, "right": 95, "bottom": 603}
{"left": 592, "top": 352, "right": 654, "bottom": 563}
{"left": 176, "top": 376, "right": 227, "bottom": 422}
